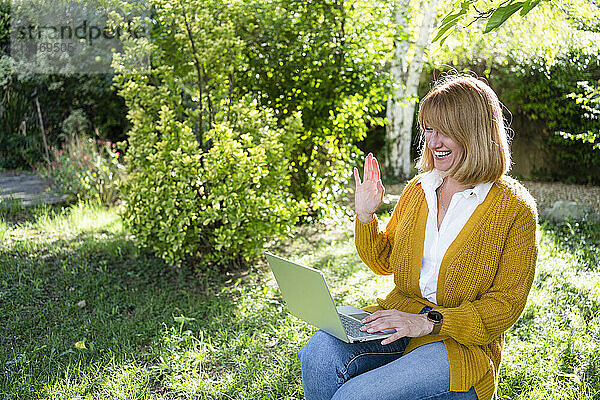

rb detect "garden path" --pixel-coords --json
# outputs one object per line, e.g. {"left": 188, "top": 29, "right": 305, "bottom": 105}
{"left": 0, "top": 171, "right": 64, "bottom": 206}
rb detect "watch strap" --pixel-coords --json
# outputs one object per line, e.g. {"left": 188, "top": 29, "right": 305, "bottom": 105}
{"left": 427, "top": 310, "right": 443, "bottom": 335}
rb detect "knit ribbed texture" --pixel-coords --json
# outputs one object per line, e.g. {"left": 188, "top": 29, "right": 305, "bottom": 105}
{"left": 355, "top": 175, "right": 538, "bottom": 400}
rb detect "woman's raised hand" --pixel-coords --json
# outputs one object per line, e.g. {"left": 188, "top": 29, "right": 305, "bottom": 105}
{"left": 353, "top": 153, "right": 385, "bottom": 224}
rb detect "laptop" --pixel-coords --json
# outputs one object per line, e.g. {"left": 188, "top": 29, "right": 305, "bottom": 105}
{"left": 265, "top": 252, "right": 395, "bottom": 343}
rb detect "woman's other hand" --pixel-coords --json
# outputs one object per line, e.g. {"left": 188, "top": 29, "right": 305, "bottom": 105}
{"left": 354, "top": 153, "right": 385, "bottom": 224}
{"left": 360, "top": 310, "right": 434, "bottom": 345}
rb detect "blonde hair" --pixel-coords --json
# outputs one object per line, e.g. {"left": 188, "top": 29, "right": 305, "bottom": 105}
{"left": 416, "top": 74, "right": 511, "bottom": 185}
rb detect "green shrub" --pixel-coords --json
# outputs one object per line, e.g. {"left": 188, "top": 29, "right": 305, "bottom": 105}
{"left": 0, "top": 0, "right": 9, "bottom": 55}
{"left": 38, "top": 135, "right": 125, "bottom": 205}
{"left": 120, "top": 99, "right": 305, "bottom": 268}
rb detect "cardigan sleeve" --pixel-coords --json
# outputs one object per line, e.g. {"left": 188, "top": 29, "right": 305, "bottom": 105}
{"left": 354, "top": 179, "right": 418, "bottom": 275}
{"left": 354, "top": 211, "right": 398, "bottom": 275}
{"left": 433, "top": 205, "right": 538, "bottom": 346}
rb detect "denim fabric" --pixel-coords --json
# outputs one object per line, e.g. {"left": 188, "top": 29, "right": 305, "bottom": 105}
{"left": 298, "top": 329, "right": 478, "bottom": 400}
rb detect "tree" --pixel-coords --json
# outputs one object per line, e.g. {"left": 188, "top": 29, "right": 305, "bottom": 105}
{"left": 112, "top": 0, "right": 397, "bottom": 268}
{"left": 433, "top": 0, "right": 599, "bottom": 45}
{"left": 235, "top": 0, "right": 391, "bottom": 213}
{"left": 386, "top": 0, "right": 440, "bottom": 180}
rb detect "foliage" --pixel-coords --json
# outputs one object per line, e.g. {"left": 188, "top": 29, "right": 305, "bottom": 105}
{"left": 119, "top": 100, "right": 304, "bottom": 267}
{"left": 113, "top": 0, "right": 306, "bottom": 268}
{"left": 0, "top": 63, "right": 43, "bottom": 168}
{"left": 0, "top": 0, "right": 9, "bottom": 55}
{"left": 433, "top": 0, "right": 543, "bottom": 45}
{"left": 234, "top": 0, "right": 391, "bottom": 212}
{"left": 432, "top": 0, "right": 600, "bottom": 44}
{"left": 0, "top": 66, "right": 130, "bottom": 169}
{"left": 541, "top": 218, "right": 600, "bottom": 271}
{"left": 38, "top": 135, "right": 125, "bottom": 205}
{"left": 561, "top": 81, "right": 600, "bottom": 149}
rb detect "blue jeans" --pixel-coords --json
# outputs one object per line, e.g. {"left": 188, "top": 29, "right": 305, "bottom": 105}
{"left": 298, "top": 330, "right": 478, "bottom": 400}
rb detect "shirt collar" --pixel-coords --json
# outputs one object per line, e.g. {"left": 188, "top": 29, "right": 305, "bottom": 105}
{"left": 417, "top": 169, "right": 493, "bottom": 205}
{"left": 418, "top": 169, "right": 445, "bottom": 193}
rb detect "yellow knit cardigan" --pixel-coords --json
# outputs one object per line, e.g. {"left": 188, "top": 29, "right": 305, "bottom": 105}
{"left": 355, "top": 175, "right": 538, "bottom": 400}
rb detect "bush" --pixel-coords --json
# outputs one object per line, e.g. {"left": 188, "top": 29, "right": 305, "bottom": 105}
{"left": 120, "top": 99, "right": 305, "bottom": 268}
{"left": 38, "top": 135, "right": 125, "bottom": 205}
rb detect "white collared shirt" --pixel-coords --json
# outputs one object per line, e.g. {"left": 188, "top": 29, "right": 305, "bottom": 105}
{"left": 418, "top": 170, "right": 494, "bottom": 304}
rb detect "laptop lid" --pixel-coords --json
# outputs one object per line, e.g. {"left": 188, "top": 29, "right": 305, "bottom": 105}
{"left": 265, "top": 252, "right": 349, "bottom": 341}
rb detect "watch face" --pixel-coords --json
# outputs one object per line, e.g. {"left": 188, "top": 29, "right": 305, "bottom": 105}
{"left": 428, "top": 311, "right": 443, "bottom": 323}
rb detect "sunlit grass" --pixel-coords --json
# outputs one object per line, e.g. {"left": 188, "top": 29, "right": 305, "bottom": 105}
{"left": 33, "top": 202, "right": 122, "bottom": 237}
{"left": 1, "top": 202, "right": 599, "bottom": 399}
{"left": 0, "top": 219, "right": 7, "bottom": 242}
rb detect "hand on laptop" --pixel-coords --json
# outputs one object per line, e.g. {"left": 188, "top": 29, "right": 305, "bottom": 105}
{"left": 353, "top": 153, "right": 385, "bottom": 224}
{"left": 360, "top": 309, "right": 434, "bottom": 345}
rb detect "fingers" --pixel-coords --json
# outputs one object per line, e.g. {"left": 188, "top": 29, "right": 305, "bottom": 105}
{"left": 360, "top": 312, "right": 394, "bottom": 333}
{"left": 360, "top": 310, "right": 431, "bottom": 343}
{"left": 353, "top": 167, "right": 361, "bottom": 187}
{"left": 372, "top": 155, "right": 380, "bottom": 181}
{"left": 363, "top": 153, "right": 371, "bottom": 182}
{"left": 360, "top": 310, "right": 410, "bottom": 332}
{"left": 363, "top": 320, "right": 393, "bottom": 333}
{"left": 377, "top": 180, "right": 385, "bottom": 200}
{"left": 381, "top": 332, "right": 405, "bottom": 346}
{"left": 359, "top": 153, "right": 382, "bottom": 184}
{"left": 361, "top": 310, "right": 389, "bottom": 324}
{"left": 364, "top": 315, "right": 396, "bottom": 331}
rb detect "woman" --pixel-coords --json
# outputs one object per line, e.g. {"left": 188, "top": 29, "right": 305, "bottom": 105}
{"left": 298, "top": 75, "right": 538, "bottom": 400}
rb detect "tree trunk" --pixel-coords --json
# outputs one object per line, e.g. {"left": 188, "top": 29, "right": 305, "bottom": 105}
{"left": 386, "top": 0, "right": 410, "bottom": 178}
{"left": 386, "top": 0, "right": 439, "bottom": 180}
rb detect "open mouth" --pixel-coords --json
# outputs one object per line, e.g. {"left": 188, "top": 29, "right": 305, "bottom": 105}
{"left": 433, "top": 150, "right": 452, "bottom": 159}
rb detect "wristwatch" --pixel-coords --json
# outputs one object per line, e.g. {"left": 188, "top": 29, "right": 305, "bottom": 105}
{"left": 427, "top": 310, "right": 443, "bottom": 335}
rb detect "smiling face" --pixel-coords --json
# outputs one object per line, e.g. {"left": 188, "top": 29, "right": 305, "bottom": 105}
{"left": 424, "top": 126, "right": 464, "bottom": 173}
{"left": 416, "top": 75, "right": 511, "bottom": 185}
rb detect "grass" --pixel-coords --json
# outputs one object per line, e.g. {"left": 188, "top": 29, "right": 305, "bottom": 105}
{"left": 1, "top": 202, "right": 599, "bottom": 399}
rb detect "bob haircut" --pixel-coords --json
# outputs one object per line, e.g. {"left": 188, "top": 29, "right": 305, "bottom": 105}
{"left": 416, "top": 75, "right": 511, "bottom": 185}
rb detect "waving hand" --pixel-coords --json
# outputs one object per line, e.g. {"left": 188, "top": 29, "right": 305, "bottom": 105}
{"left": 353, "top": 153, "right": 385, "bottom": 224}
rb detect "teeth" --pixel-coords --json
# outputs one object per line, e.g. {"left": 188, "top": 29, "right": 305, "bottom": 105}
{"left": 434, "top": 150, "right": 451, "bottom": 158}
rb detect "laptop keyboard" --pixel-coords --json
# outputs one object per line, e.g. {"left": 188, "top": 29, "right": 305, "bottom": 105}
{"left": 339, "top": 314, "right": 372, "bottom": 337}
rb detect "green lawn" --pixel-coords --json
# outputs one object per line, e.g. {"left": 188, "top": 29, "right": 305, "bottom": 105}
{"left": 1, "top": 202, "right": 599, "bottom": 399}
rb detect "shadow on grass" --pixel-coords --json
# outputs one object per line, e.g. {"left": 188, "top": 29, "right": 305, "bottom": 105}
{"left": 0, "top": 200, "right": 68, "bottom": 227}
